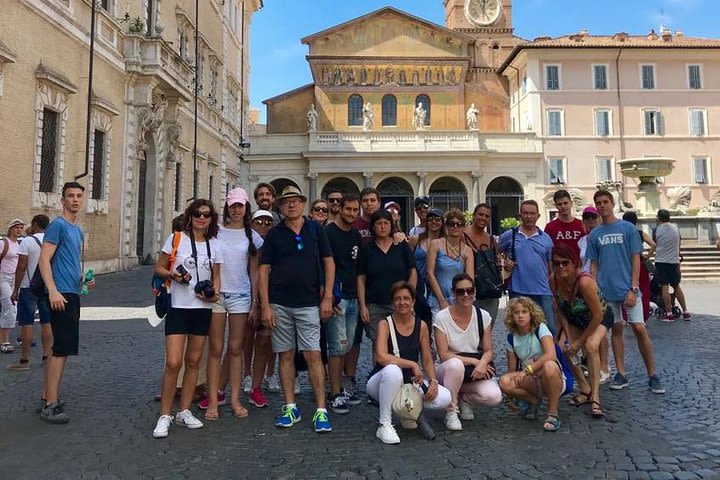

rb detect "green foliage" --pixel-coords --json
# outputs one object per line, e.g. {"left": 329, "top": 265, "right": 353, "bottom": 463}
{"left": 500, "top": 217, "right": 520, "bottom": 230}
{"left": 128, "top": 17, "right": 145, "bottom": 34}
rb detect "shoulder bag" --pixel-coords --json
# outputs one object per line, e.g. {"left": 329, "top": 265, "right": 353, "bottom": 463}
{"left": 386, "top": 315, "right": 423, "bottom": 422}
{"left": 154, "top": 232, "right": 182, "bottom": 319}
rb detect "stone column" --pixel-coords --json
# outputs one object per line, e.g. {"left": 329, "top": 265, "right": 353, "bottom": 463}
{"left": 307, "top": 171, "right": 318, "bottom": 200}
{"left": 417, "top": 171, "right": 427, "bottom": 196}
{"left": 471, "top": 171, "right": 482, "bottom": 207}
{"left": 363, "top": 171, "right": 374, "bottom": 188}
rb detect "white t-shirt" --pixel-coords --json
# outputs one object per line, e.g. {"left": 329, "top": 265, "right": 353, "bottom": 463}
{"left": 217, "top": 225, "right": 263, "bottom": 294}
{"left": 17, "top": 233, "right": 44, "bottom": 288}
{"left": 161, "top": 232, "right": 224, "bottom": 309}
{"left": 433, "top": 306, "right": 492, "bottom": 354}
{"left": 0, "top": 237, "right": 21, "bottom": 276}
{"left": 578, "top": 235, "right": 590, "bottom": 273}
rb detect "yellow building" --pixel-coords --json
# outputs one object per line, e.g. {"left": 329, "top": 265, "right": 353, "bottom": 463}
{"left": 0, "top": 0, "right": 261, "bottom": 271}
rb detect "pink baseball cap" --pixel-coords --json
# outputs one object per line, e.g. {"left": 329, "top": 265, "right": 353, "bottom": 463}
{"left": 226, "top": 187, "right": 249, "bottom": 206}
{"left": 582, "top": 206, "right": 599, "bottom": 216}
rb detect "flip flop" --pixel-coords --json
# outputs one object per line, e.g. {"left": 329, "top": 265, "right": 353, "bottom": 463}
{"left": 204, "top": 409, "right": 220, "bottom": 421}
{"left": 232, "top": 404, "right": 249, "bottom": 418}
{"left": 590, "top": 401, "right": 605, "bottom": 418}
{"left": 568, "top": 392, "right": 592, "bottom": 407}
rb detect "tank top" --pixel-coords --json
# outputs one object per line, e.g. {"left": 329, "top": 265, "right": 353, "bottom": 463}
{"left": 430, "top": 244, "right": 465, "bottom": 303}
{"left": 370, "top": 316, "right": 421, "bottom": 383}
{"left": 555, "top": 272, "right": 611, "bottom": 330}
{"left": 414, "top": 243, "right": 428, "bottom": 301}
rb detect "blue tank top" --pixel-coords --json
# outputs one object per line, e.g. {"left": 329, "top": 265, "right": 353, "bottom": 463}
{"left": 431, "top": 248, "right": 465, "bottom": 302}
{"left": 414, "top": 244, "right": 428, "bottom": 300}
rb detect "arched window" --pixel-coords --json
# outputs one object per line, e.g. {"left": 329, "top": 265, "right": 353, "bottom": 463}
{"left": 415, "top": 94, "right": 431, "bottom": 126}
{"left": 381, "top": 94, "right": 397, "bottom": 126}
{"left": 348, "top": 94, "right": 363, "bottom": 126}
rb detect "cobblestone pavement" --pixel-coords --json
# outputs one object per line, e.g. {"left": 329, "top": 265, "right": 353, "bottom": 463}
{"left": 1, "top": 268, "right": 719, "bottom": 479}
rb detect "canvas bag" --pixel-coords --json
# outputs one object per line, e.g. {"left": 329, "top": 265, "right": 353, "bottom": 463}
{"left": 386, "top": 315, "right": 424, "bottom": 422}
{"left": 154, "top": 232, "right": 181, "bottom": 319}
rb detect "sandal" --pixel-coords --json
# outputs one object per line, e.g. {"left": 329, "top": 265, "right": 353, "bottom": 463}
{"left": 568, "top": 391, "right": 592, "bottom": 407}
{"left": 542, "top": 413, "right": 561, "bottom": 432}
{"left": 204, "top": 409, "right": 220, "bottom": 421}
{"left": 521, "top": 399, "right": 540, "bottom": 420}
{"left": 590, "top": 401, "right": 605, "bottom": 418}
{"left": 232, "top": 404, "right": 249, "bottom": 418}
{"left": 1, "top": 342, "right": 15, "bottom": 353}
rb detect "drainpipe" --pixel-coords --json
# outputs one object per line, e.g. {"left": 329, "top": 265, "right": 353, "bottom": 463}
{"left": 76, "top": 0, "right": 98, "bottom": 181}
{"left": 188, "top": 0, "right": 199, "bottom": 201}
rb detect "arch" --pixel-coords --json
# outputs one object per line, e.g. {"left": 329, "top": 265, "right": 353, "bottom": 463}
{"left": 429, "top": 176, "right": 467, "bottom": 213}
{"left": 381, "top": 94, "right": 397, "bottom": 126}
{"left": 348, "top": 94, "right": 363, "bottom": 126}
{"left": 321, "top": 176, "right": 360, "bottom": 198}
{"left": 377, "top": 176, "right": 414, "bottom": 232}
{"left": 415, "top": 94, "right": 431, "bottom": 126}
{"left": 270, "top": 177, "right": 300, "bottom": 197}
{"left": 485, "top": 176, "right": 524, "bottom": 234}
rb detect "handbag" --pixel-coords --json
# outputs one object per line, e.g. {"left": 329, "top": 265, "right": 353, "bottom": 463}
{"left": 386, "top": 315, "right": 423, "bottom": 422}
{"left": 456, "top": 306, "right": 495, "bottom": 382}
{"left": 154, "top": 232, "right": 181, "bottom": 319}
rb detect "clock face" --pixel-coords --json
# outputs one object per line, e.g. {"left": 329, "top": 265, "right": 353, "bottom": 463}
{"left": 465, "top": 0, "right": 501, "bottom": 26}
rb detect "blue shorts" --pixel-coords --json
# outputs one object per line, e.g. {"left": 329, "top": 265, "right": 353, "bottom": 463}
{"left": 16, "top": 288, "right": 51, "bottom": 326}
{"left": 212, "top": 292, "right": 251, "bottom": 314}
{"left": 324, "top": 298, "right": 358, "bottom": 356}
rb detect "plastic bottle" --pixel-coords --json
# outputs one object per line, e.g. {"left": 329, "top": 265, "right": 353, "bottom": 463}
{"left": 564, "top": 340, "right": 581, "bottom": 365}
{"left": 81, "top": 269, "right": 94, "bottom": 295}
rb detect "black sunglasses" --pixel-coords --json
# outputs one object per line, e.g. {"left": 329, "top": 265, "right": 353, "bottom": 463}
{"left": 447, "top": 221, "right": 464, "bottom": 228}
{"left": 454, "top": 287, "right": 475, "bottom": 297}
{"left": 327, "top": 197, "right": 342, "bottom": 204}
{"left": 552, "top": 259, "right": 572, "bottom": 268}
{"left": 192, "top": 211, "right": 212, "bottom": 219}
{"left": 294, "top": 234, "right": 304, "bottom": 251}
{"left": 416, "top": 203, "right": 430, "bottom": 210}
{"left": 313, "top": 207, "right": 328, "bottom": 213}
{"left": 253, "top": 219, "right": 273, "bottom": 226}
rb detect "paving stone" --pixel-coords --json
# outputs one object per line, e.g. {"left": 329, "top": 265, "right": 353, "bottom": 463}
{"left": 648, "top": 473, "right": 676, "bottom": 480}
{"left": 694, "top": 470, "right": 720, "bottom": 479}
{"left": 627, "top": 472, "right": 651, "bottom": 480}
{"left": 673, "top": 473, "right": 701, "bottom": 480}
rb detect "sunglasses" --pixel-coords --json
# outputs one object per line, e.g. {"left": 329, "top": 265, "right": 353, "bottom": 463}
{"left": 313, "top": 207, "right": 328, "bottom": 213}
{"left": 453, "top": 287, "right": 475, "bottom": 297}
{"left": 552, "top": 259, "right": 572, "bottom": 269}
{"left": 327, "top": 197, "right": 342, "bottom": 204}
{"left": 582, "top": 214, "right": 599, "bottom": 220}
{"left": 447, "top": 221, "right": 464, "bottom": 228}
{"left": 192, "top": 211, "right": 212, "bottom": 219}
{"left": 427, "top": 216, "right": 442, "bottom": 222}
{"left": 253, "top": 219, "right": 273, "bottom": 226}
{"left": 294, "top": 234, "right": 304, "bottom": 251}
{"left": 416, "top": 203, "right": 430, "bottom": 210}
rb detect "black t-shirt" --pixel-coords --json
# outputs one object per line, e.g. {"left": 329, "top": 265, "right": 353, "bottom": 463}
{"left": 325, "top": 223, "right": 361, "bottom": 299}
{"left": 260, "top": 218, "right": 332, "bottom": 307}
{"left": 359, "top": 241, "right": 415, "bottom": 305}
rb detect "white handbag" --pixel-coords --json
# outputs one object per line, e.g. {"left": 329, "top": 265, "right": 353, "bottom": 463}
{"left": 386, "top": 315, "right": 423, "bottom": 422}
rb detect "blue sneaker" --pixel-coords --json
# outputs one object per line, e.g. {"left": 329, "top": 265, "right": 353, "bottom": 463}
{"left": 609, "top": 372, "right": 629, "bottom": 390}
{"left": 312, "top": 409, "right": 332, "bottom": 433}
{"left": 649, "top": 375, "right": 665, "bottom": 394}
{"left": 275, "top": 404, "right": 301, "bottom": 428}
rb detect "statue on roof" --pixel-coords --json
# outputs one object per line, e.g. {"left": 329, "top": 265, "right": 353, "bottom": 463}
{"left": 466, "top": 103, "right": 479, "bottom": 130}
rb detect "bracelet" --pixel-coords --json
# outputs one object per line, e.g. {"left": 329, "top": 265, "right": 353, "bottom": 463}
{"left": 525, "top": 364, "right": 534, "bottom": 375}
{"left": 430, "top": 379, "right": 438, "bottom": 384}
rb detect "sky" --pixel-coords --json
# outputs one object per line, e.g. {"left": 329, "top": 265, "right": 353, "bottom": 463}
{"left": 249, "top": 0, "right": 719, "bottom": 122}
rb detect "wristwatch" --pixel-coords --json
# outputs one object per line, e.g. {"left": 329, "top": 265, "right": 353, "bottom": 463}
{"left": 630, "top": 287, "right": 640, "bottom": 294}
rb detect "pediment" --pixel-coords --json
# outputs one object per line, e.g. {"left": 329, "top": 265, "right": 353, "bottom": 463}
{"left": 302, "top": 7, "right": 474, "bottom": 58}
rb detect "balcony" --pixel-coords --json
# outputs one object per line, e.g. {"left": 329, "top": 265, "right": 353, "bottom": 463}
{"left": 123, "top": 35, "right": 194, "bottom": 101}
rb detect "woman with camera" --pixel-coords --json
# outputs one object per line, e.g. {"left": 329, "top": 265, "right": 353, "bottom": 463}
{"left": 366, "top": 281, "right": 451, "bottom": 444}
{"left": 153, "top": 199, "right": 223, "bottom": 438}
{"left": 434, "top": 274, "right": 502, "bottom": 431}
{"left": 204, "top": 188, "right": 264, "bottom": 420}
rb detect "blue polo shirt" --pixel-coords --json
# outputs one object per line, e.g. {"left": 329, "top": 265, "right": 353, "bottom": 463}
{"left": 585, "top": 219, "right": 642, "bottom": 303}
{"left": 498, "top": 226, "right": 552, "bottom": 296}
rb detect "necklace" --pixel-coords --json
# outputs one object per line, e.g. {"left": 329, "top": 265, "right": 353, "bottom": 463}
{"left": 446, "top": 238, "right": 462, "bottom": 259}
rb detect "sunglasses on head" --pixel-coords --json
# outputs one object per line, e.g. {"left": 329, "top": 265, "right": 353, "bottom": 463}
{"left": 552, "top": 259, "right": 572, "bottom": 268}
{"left": 192, "top": 210, "right": 212, "bottom": 219}
{"left": 253, "top": 219, "right": 273, "bottom": 226}
{"left": 294, "top": 234, "right": 304, "bottom": 252}
{"left": 327, "top": 197, "right": 342, "bottom": 204}
{"left": 313, "top": 207, "right": 328, "bottom": 213}
{"left": 454, "top": 287, "right": 475, "bottom": 297}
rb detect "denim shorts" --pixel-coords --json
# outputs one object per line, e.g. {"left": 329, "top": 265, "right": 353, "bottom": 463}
{"left": 608, "top": 295, "right": 644, "bottom": 325}
{"left": 211, "top": 292, "right": 251, "bottom": 314}
{"left": 324, "top": 298, "right": 359, "bottom": 356}
{"left": 16, "top": 288, "right": 51, "bottom": 326}
{"left": 270, "top": 304, "right": 321, "bottom": 353}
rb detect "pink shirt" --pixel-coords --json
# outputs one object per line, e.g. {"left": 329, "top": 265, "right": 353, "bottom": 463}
{"left": 0, "top": 238, "right": 20, "bottom": 276}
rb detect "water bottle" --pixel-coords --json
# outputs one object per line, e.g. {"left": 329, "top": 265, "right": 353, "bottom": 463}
{"left": 564, "top": 340, "right": 581, "bottom": 365}
{"left": 80, "top": 269, "right": 94, "bottom": 295}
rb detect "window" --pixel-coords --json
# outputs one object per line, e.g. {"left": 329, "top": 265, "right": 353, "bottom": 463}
{"left": 91, "top": 130, "right": 105, "bottom": 200}
{"left": 690, "top": 108, "right": 707, "bottom": 136}
{"left": 641, "top": 64, "right": 655, "bottom": 89}
{"left": 546, "top": 65, "right": 560, "bottom": 90}
{"left": 347, "top": 94, "right": 363, "bottom": 126}
{"left": 594, "top": 108, "right": 611, "bottom": 136}
{"left": 693, "top": 156, "right": 709, "bottom": 184}
{"left": 39, "top": 108, "right": 59, "bottom": 193}
{"left": 546, "top": 109, "right": 564, "bottom": 136}
{"left": 208, "top": 174, "right": 214, "bottom": 200}
{"left": 99, "top": 0, "right": 110, "bottom": 10}
{"left": 593, "top": 65, "right": 608, "bottom": 90}
{"left": 688, "top": 65, "right": 702, "bottom": 90}
{"left": 596, "top": 156, "right": 615, "bottom": 182}
{"left": 174, "top": 163, "right": 182, "bottom": 211}
{"left": 381, "top": 94, "right": 397, "bottom": 127}
{"left": 415, "top": 94, "right": 431, "bottom": 126}
{"left": 179, "top": 28, "right": 188, "bottom": 59}
{"left": 209, "top": 63, "right": 218, "bottom": 103}
{"left": 197, "top": 49, "right": 204, "bottom": 91}
{"left": 643, "top": 109, "right": 663, "bottom": 135}
{"left": 521, "top": 75, "right": 527, "bottom": 95}
{"left": 547, "top": 157, "right": 565, "bottom": 184}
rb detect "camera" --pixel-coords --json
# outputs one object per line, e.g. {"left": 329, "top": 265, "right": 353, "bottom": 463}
{"left": 194, "top": 279, "right": 215, "bottom": 298}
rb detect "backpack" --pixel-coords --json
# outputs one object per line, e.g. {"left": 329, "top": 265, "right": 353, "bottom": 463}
{"left": 464, "top": 232, "right": 502, "bottom": 299}
{"left": 507, "top": 327, "right": 574, "bottom": 396}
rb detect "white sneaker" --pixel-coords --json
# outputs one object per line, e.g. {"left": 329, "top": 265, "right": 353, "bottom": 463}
{"left": 243, "top": 375, "right": 252, "bottom": 394}
{"left": 376, "top": 423, "right": 400, "bottom": 444}
{"left": 444, "top": 410, "right": 462, "bottom": 431}
{"left": 294, "top": 378, "right": 301, "bottom": 394}
{"left": 459, "top": 399, "right": 475, "bottom": 421}
{"left": 399, "top": 419, "right": 418, "bottom": 430}
{"left": 599, "top": 370, "right": 612, "bottom": 385}
{"left": 175, "top": 409, "right": 203, "bottom": 430}
{"left": 267, "top": 376, "right": 281, "bottom": 392}
{"left": 153, "top": 415, "right": 173, "bottom": 438}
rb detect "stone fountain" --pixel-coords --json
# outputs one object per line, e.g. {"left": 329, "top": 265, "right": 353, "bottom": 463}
{"left": 617, "top": 157, "right": 675, "bottom": 215}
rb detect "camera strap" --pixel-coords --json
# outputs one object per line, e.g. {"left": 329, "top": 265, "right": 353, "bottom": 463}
{"left": 189, "top": 234, "right": 213, "bottom": 282}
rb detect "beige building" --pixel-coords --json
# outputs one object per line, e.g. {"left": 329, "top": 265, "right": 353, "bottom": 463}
{"left": 0, "top": 0, "right": 261, "bottom": 271}
{"left": 499, "top": 29, "right": 720, "bottom": 216}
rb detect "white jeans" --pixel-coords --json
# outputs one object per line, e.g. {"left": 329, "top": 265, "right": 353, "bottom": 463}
{"left": 366, "top": 364, "right": 451, "bottom": 425}
{"left": 0, "top": 273, "right": 17, "bottom": 329}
